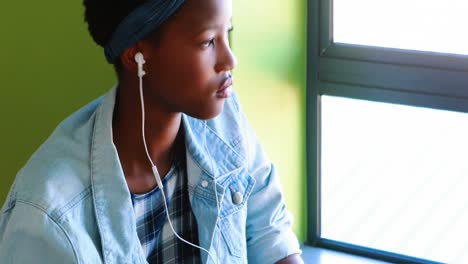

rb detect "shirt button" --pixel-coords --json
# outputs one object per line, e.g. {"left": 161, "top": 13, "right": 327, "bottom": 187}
{"left": 201, "top": 180, "right": 209, "bottom": 188}
{"left": 233, "top": 192, "right": 243, "bottom": 205}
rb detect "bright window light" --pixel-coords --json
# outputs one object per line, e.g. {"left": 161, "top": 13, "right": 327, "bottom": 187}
{"left": 333, "top": 0, "right": 468, "bottom": 55}
{"left": 321, "top": 95, "right": 468, "bottom": 263}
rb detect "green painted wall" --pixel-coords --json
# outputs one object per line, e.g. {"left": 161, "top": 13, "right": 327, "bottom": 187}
{"left": 0, "top": 0, "right": 306, "bottom": 241}
{"left": 0, "top": 1, "right": 114, "bottom": 198}
{"left": 232, "top": 1, "right": 307, "bottom": 241}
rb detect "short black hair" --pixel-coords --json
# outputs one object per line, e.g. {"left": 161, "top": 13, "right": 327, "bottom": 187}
{"left": 83, "top": 0, "right": 143, "bottom": 47}
{"left": 83, "top": 0, "right": 143, "bottom": 74}
{"left": 83, "top": 0, "right": 173, "bottom": 76}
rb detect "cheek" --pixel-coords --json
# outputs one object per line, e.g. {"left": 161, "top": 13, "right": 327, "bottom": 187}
{"left": 178, "top": 51, "right": 214, "bottom": 86}
{"left": 149, "top": 50, "right": 210, "bottom": 90}
{"left": 145, "top": 46, "right": 220, "bottom": 114}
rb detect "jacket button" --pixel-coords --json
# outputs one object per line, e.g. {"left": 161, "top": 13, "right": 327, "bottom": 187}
{"left": 201, "top": 180, "right": 209, "bottom": 187}
{"left": 233, "top": 192, "right": 243, "bottom": 205}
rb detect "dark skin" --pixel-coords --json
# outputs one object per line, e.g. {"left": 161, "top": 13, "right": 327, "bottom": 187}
{"left": 112, "top": 0, "right": 303, "bottom": 262}
{"left": 113, "top": 0, "right": 236, "bottom": 193}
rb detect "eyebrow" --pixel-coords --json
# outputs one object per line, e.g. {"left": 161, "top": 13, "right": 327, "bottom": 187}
{"left": 192, "top": 20, "right": 234, "bottom": 37}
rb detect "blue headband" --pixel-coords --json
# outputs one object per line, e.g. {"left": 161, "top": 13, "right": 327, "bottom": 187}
{"left": 104, "top": 0, "right": 186, "bottom": 64}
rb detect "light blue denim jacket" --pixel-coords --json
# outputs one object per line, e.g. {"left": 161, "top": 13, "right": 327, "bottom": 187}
{"left": 0, "top": 87, "right": 300, "bottom": 263}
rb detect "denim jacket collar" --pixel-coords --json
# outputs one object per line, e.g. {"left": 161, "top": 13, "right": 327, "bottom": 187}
{"left": 90, "top": 87, "right": 143, "bottom": 263}
{"left": 182, "top": 113, "right": 245, "bottom": 180}
{"left": 90, "top": 86, "right": 246, "bottom": 263}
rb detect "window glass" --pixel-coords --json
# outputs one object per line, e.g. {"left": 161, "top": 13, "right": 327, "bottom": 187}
{"left": 334, "top": 0, "right": 468, "bottom": 55}
{"left": 321, "top": 95, "right": 468, "bottom": 263}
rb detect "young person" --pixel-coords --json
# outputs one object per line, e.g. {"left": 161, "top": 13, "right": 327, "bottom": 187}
{"left": 0, "top": 0, "right": 303, "bottom": 263}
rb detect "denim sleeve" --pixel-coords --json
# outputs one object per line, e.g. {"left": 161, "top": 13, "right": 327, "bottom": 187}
{"left": 0, "top": 201, "right": 78, "bottom": 264}
{"left": 231, "top": 96, "right": 302, "bottom": 263}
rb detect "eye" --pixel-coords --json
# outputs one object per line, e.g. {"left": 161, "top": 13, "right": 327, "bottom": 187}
{"left": 202, "top": 38, "right": 215, "bottom": 48}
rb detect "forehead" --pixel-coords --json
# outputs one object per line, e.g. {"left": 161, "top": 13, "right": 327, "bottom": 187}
{"left": 171, "top": 0, "right": 232, "bottom": 31}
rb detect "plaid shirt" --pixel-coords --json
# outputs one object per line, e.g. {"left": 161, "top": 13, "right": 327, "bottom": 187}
{"left": 131, "top": 157, "right": 201, "bottom": 264}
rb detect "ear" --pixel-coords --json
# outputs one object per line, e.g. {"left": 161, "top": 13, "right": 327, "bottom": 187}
{"left": 119, "top": 45, "right": 140, "bottom": 72}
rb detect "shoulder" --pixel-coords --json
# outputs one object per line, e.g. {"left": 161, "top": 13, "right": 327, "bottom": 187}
{"left": 5, "top": 95, "right": 104, "bottom": 217}
{"left": 0, "top": 200, "right": 79, "bottom": 263}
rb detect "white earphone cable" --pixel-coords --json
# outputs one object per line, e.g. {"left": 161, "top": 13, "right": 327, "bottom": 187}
{"left": 203, "top": 121, "right": 222, "bottom": 264}
{"left": 152, "top": 165, "right": 218, "bottom": 264}
{"left": 137, "top": 69, "right": 219, "bottom": 264}
{"left": 139, "top": 75, "right": 155, "bottom": 168}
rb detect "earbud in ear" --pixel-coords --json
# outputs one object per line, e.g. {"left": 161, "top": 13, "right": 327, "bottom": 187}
{"left": 134, "top": 52, "right": 146, "bottom": 77}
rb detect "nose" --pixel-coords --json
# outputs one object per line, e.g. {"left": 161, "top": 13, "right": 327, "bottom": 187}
{"left": 215, "top": 41, "right": 237, "bottom": 73}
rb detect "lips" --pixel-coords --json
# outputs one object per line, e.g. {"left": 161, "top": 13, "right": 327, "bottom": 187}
{"left": 216, "top": 76, "right": 233, "bottom": 98}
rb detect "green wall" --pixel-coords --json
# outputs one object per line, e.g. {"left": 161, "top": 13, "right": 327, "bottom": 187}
{"left": 0, "top": 1, "right": 306, "bottom": 241}
{"left": 233, "top": 1, "right": 307, "bottom": 241}
{"left": 0, "top": 1, "right": 114, "bottom": 198}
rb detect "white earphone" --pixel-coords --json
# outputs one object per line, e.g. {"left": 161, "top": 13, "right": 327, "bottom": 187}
{"left": 134, "top": 52, "right": 146, "bottom": 77}
{"left": 134, "top": 51, "right": 219, "bottom": 263}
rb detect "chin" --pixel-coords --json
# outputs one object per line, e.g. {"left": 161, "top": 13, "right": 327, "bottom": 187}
{"left": 187, "top": 102, "right": 225, "bottom": 120}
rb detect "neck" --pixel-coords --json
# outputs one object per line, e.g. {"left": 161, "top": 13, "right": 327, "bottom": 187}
{"left": 112, "top": 78, "right": 182, "bottom": 193}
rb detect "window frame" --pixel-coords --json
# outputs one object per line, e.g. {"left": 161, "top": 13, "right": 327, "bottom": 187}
{"left": 305, "top": 0, "right": 468, "bottom": 263}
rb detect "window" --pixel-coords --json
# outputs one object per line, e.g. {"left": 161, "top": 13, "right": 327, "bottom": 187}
{"left": 334, "top": 0, "right": 468, "bottom": 55}
{"left": 307, "top": 1, "right": 468, "bottom": 263}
